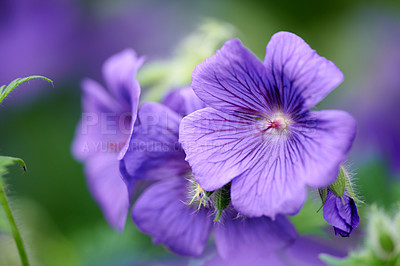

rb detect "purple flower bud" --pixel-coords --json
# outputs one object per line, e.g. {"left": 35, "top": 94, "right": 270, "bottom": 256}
{"left": 323, "top": 189, "right": 359, "bottom": 237}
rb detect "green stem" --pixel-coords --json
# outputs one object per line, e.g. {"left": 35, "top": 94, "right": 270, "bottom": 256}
{"left": 0, "top": 183, "right": 29, "bottom": 266}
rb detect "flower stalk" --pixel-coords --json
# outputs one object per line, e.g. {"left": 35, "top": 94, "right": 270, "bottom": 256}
{"left": 0, "top": 181, "right": 29, "bottom": 266}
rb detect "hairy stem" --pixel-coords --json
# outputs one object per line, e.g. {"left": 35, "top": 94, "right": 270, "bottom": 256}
{"left": 0, "top": 183, "right": 29, "bottom": 266}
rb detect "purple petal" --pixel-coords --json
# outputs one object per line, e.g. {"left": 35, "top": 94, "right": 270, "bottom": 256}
{"left": 81, "top": 78, "right": 121, "bottom": 114}
{"left": 117, "top": 79, "right": 141, "bottom": 160}
{"left": 102, "top": 49, "right": 143, "bottom": 160}
{"left": 85, "top": 153, "right": 129, "bottom": 232}
{"left": 179, "top": 107, "right": 259, "bottom": 191}
{"left": 204, "top": 253, "right": 285, "bottom": 266}
{"left": 191, "top": 39, "right": 271, "bottom": 115}
{"left": 213, "top": 211, "right": 297, "bottom": 259}
{"left": 231, "top": 172, "right": 308, "bottom": 218}
{"left": 72, "top": 79, "right": 126, "bottom": 161}
{"left": 162, "top": 87, "right": 206, "bottom": 117}
{"left": 132, "top": 178, "right": 213, "bottom": 257}
{"left": 264, "top": 31, "right": 344, "bottom": 111}
{"left": 284, "top": 236, "right": 346, "bottom": 265}
{"left": 102, "top": 49, "right": 144, "bottom": 107}
{"left": 121, "top": 102, "right": 189, "bottom": 195}
{"left": 298, "top": 110, "right": 357, "bottom": 187}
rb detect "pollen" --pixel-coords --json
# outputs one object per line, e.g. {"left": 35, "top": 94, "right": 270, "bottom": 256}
{"left": 187, "top": 179, "right": 210, "bottom": 210}
{"left": 196, "top": 184, "right": 203, "bottom": 199}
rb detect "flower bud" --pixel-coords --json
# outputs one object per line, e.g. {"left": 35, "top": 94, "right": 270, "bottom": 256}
{"left": 368, "top": 208, "right": 398, "bottom": 261}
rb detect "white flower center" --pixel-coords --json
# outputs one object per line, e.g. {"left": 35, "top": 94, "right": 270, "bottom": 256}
{"left": 264, "top": 113, "right": 291, "bottom": 134}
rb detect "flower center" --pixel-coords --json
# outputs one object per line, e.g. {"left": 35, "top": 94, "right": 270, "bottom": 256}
{"left": 269, "top": 118, "right": 286, "bottom": 130}
{"left": 264, "top": 113, "right": 291, "bottom": 134}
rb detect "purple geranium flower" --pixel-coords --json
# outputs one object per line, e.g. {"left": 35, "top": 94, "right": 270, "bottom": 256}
{"left": 179, "top": 31, "right": 357, "bottom": 218}
{"left": 323, "top": 189, "right": 359, "bottom": 237}
{"left": 120, "top": 88, "right": 297, "bottom": 257}
{"left": 72, "top": 49, "right": 144, "bottom": 231}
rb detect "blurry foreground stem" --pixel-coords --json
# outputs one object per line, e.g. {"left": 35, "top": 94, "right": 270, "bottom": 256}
{"left": 0, "top": 76, "right": 52, "bottom": 266}
{"left": 0, "top": 182, "right": 29, "bottom": 266}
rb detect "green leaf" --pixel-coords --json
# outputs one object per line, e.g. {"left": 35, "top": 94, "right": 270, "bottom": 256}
{"left": 0, "top": 156, "right": 26, "bottom": 175}
{"left": 0, "top": 76, "right": 53, "bottom": 104}
{"left": 329, "top": 167, "right": 346, "bottom": 197}
{"left": 0, "top": 156, "right": 27, "bottom": 178}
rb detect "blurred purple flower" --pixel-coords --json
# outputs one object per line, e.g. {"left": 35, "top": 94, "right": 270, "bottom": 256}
{"left": 72, "top": 49, "right": 144, "bottom": 231}
{"left": 0, "top": 0, "right": 178, "bottom": 104}
{"left": 323, "top": 190, "right": 359, "bottom": 237}
{"left": 0, "top": 0, "right": 81, "bottom": 89}
{"left": 179, "top": 32, "right": 357, "bottom": 218}
{"left": 349, "top": 32, "right": 400, "bottom": 174}
{"left": 120, "top": 88, "right": 297, "bottom": 257}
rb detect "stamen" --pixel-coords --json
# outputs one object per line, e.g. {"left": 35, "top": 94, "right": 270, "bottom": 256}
{"left": 187, "top": 179, "right": 212, "bottom": 209}
{"left": 262, "top": 112, "right": 291, "bottom": 135}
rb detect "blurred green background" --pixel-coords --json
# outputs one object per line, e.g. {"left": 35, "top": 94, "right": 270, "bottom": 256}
{"left": 1, "top": 0, "right": 400, "bottom": 265}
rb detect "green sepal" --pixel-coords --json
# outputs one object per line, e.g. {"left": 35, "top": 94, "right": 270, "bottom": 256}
{"left": 329, "top": 167, "right": 346, "bottom": 197}
{"left": 213, "top": 183, "right": 231, "bottom": 222}
{"left": 344, "top": 169, "right": 364, "bottom": 204}
{"left": 317, "top": 188, "right": 328, "bottom": 213}
{"left": 204, "top": 190, "right": 213, "bottom": 198}
{"left": 0, "top": 76, "right": 53, "bottom": 104}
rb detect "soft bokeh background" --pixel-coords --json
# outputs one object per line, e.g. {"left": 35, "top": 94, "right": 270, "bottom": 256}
{"left": 1, "top": 0, "right": 400, "bottom": 265}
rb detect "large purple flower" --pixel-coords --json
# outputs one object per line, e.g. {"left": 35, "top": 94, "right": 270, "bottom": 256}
{"left": 72, "top": 49, "right": 144, "bottom": 231}
{"left": 120, "top": 88, "right": 297, "bottom": 257}
{"left": 179, "top": 32, "right": 357, "bottom": 218}
{"left": 323, "top": 189, "right": 359, "bottom": 237}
